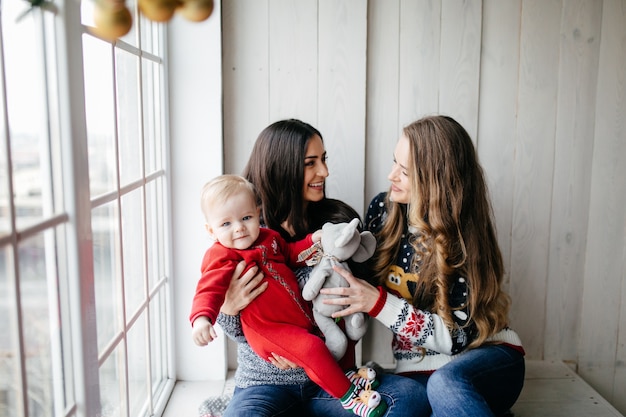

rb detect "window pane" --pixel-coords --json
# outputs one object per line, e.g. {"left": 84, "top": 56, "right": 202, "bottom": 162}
{"left": 19, "top": 234, "right": 54, "bottom": 416}
{"left": 145, "top": 179, "right": 165, "bottom": 290}
{"left": 84, "top": 35, "right": 117, "bottom": 197}
{"left": 99, "top": 344, "right": 124, "bottom": 417}
{"left": 2, "top": 5, "right": 53, "bottom": 230}
{"left": 149, "top": 290, "right": 168, "bottom": 396}
{"left": 93, "top": 202, "right": 122, "bottom": 353}
{"left": 19, "top": 226, "right": 76, "bottom": 414}
{"left": 127, "top": 315, "right": 148, "bottom": 417}
{"left": 139, "top": 14, "right": 157, "bottom": 56}
{"left": 115, "top": 50, "right": 142, "bottom": 186}
{"left": 0, "top": 246, "right": 18, "bottom": 417}
{"left": 142, "top": 59, "right": 159, "bottom": 175}
{"left": 121, "top": 192, "right": 145, "bottom": 317}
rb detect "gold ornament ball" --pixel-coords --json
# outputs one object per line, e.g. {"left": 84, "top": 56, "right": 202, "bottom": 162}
{"left": 139, "top": 0, "right": 179, "bottom": 22}
{"left": 91, "top": 1, "right": 133, "bottom": 41}
{"left": 177, "top": 0, "right": 214, "bottom": 22}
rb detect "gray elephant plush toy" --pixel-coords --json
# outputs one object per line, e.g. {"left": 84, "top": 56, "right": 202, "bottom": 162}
{"left": 302, "top": 218, "right": 377, "bottom": 360}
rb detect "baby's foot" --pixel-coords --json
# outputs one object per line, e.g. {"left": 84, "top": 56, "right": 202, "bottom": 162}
{"left": 346, "top": 366, "right": 380, "bottom": 390}
{"left": 341, "top": 384, "right": 387, "bottom": 417}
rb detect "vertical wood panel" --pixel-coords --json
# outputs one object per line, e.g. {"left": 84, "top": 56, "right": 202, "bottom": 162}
{"left": 268, "top": 0, "right": 318, "bottom": 121}
{"left": 545, "top": 0, "right": 602, "bottom": 362}
{"left": 365, "top": 0, "right": 400, "bottom": 207}
{"left": 362, "top": 0, "right": 401, "bottom": 367}
{"left": 398, "top": 0, "right": 442, "bottom": 125}
{"left": 509, "top": 0, "right": 562, "bottom": 359}
{"left": 477, "top": 0, "right": 521, "bottom": 296}
{"left": 439, "top": 0, "right": 482, "bottom": 139}
{"left": 318, "top": 0, "right": 367, "bottom": 212}
{"left": 579, "top": 0, "right": 626, "bottom": 407}
{"left": 222, "top": 0, "right": 270, "bottom": 175}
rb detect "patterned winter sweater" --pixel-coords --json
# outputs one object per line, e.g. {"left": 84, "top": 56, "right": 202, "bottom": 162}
{"left": 365, "top": 192, "right": 524, "bottom": 375}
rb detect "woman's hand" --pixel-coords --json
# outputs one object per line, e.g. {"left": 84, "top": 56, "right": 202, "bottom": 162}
{"left": 268, "top": 353, "right": 300, "bottom": 370}
{"left": 319, "top": 265, "right": 380, "bottom": 317}
{"left": 220, "top": 261, "right": 267, "bottom": 315}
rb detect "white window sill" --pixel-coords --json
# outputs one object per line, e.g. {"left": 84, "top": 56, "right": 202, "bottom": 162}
{"left": 163, "top": 371, "right": 235, "bottom": 417}
{"left": 162, "top": 362, "right": 626, "bottom": 417}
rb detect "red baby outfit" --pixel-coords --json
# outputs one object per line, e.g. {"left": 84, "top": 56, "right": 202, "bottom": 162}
{"left": 190, "top": 228, "right": 352, "bottom": 398}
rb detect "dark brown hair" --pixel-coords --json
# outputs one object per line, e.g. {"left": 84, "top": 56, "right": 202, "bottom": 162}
{"left": 243, "top": 119, "right": 331, "bottom": 241}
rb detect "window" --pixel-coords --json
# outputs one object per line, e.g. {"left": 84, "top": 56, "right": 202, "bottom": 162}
{"left": 0, "top": 0, "right": 173, "bottom": 415}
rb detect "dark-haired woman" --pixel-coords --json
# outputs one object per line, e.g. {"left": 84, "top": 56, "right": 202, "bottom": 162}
{"left": 217, "top": 119, "right": 425, "bottom": 417}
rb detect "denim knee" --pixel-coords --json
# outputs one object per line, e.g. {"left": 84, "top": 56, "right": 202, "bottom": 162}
{"left": 426, "top": 366, "right": 458, "bottom": 395}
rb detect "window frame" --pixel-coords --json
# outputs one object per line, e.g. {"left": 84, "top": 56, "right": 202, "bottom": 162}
{"left": 0, "top": 0, "right": 176, "bottom": 415}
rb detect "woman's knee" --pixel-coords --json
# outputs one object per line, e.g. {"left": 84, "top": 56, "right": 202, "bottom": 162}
{"left": 378, "top": 374, "right": 431, "bottom": 417}
{"left": 427, "top": 366, "right": 459, "bottom": 394}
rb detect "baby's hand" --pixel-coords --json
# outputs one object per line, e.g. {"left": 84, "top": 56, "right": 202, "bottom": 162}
{"left": 312, "top": 229, "right": 323, "bottom": 243}
{"left": 192, "top": 316, "right": 218, "bottom": 346}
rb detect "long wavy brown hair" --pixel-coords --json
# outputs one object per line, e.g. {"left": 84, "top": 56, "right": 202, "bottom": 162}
{"left": 372, "top": 115, "right": 511, "bottom": 348}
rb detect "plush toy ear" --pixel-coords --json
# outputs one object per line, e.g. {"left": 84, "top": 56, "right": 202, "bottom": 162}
{"left": 335, "top": 218, "right": 360, "bottom": 248}
{"left": 351, "top": 231, "right": 377, "bottom": 262}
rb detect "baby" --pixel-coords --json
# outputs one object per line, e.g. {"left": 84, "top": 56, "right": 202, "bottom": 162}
{"left": 189, "top": 175, "right": 386, "bottom": 417}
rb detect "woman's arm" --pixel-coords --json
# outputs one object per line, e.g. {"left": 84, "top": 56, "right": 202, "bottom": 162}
{"left": 323, "top": 265, "right": 473, "bottom": 355}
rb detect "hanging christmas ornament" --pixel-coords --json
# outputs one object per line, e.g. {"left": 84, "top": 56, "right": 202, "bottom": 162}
{"left": 177, "top": 0, "right": 213, "bottom": 22}
{"left": 138, "top": 0, "right": 179, "bottom": 23}
{"left": 90, "top": 0, "right": 214, "bottom": 40}
{"left": 91, "top": 0, "right": 132, "bottom": 41}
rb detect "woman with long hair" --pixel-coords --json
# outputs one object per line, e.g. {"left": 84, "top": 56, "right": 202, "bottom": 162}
{"left": 324, "top": 115, "right": 525, "bottom": 417}
{"left": 216, "top": 119, "right": 425, "bottom": 417}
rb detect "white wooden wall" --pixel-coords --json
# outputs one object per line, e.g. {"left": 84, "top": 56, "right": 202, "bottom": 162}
{"left": 216, "top": 0, "right": 626, "bottom": 413}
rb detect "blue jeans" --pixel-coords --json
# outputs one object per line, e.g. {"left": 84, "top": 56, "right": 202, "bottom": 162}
{"left": 407, "top": 345, "right": 525, "bottom": 417}
{"left": 305, "top": 372, "right": 429, "bottom": 417}
{"left": 223, "top": 372, "right": 429, "bottom": 417}
{"left": 223, "top": 383, "right": 309, "bottom": 416}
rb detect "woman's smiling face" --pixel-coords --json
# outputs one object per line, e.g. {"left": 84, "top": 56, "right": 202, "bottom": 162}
{"left": 302, "top": 135, "right": 329, "bottom": 203}
{"left": 387, "top": 134, "right": 412, "bottom": 204}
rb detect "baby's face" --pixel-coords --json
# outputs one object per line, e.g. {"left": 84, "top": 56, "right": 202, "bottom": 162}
{"left": 206, "top": 191, "right": 260, "bottom": 250}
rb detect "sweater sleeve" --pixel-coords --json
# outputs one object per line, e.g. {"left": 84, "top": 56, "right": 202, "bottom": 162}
{"left": 282, "top": 233, "right": 315, "bottom": 266}
{"left": 371, "top": 285, "right": 475, "bottom": 355}
{"left": 372, "top": 292, "right": 455, "bottom": 354}
{"left": 189, "top": 245, "right": 239, "bottom": 325}
{"left": 216, "top": 312, "right": 246, "bottom": 342}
